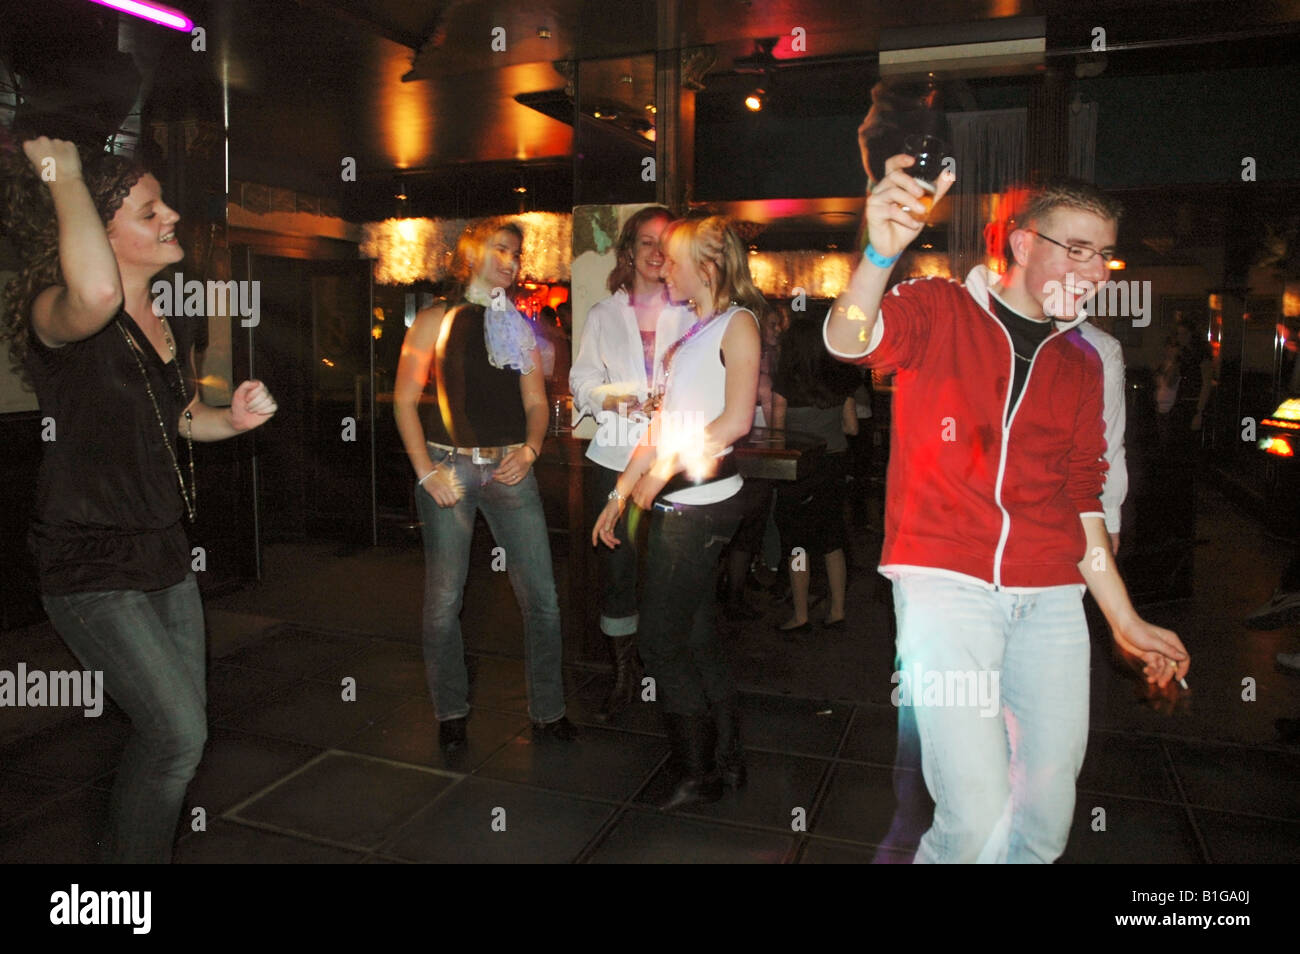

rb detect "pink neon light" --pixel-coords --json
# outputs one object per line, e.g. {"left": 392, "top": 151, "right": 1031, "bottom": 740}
{"left": 83, "top": 0, "right": 193, "bottom": 31}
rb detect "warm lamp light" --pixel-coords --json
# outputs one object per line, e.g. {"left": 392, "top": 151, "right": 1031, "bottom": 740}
{"left": 1284, "top": 282, "right": 1300, "bottom": 319}
{"left": 361, "top": 213, "right": 573, "bottom": 286}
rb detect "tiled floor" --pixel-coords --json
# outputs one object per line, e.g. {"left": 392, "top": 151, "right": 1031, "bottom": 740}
{"left": 1, "top": 483, "right": 1298, "bottom": 863}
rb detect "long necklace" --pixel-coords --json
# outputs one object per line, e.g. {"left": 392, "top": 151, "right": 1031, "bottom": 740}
{"left": 661, "top": 300, "right": 741, "bottom": 385}
{"left": 642, "top": 304, "right": 725, "bottom": 415}
{"left": 117, "top": 316, "right": 197, "bottom": 521}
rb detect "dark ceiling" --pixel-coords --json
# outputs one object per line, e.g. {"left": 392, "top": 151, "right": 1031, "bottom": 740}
{"left": 3, "top": 0, "right": 1300, "bottom": 228}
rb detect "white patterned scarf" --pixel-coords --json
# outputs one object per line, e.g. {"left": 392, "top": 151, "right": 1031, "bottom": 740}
{"left": 464, "top": 287, "right": 537, "bottom": 374}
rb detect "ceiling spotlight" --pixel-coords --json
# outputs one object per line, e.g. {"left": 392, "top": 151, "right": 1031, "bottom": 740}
{"left": 395, "top": 191, "right": 407, "bottom": 201}
{"left": 645, "top": 103, "right": 657, "bottom": 113}
{"left": 1107, "top": 258, "right": 1126, "bottom": 270}
{"left": 513, "top": 185, "right": 528, "bottom": 194}
{"left": 745, "top": 89, "right": 765, "bottom": 111}
{"left": 537, "top": 27, "right": 551, "bottom": 39}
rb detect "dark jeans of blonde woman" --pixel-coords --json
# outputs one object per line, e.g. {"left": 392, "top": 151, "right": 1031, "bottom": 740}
{"left": 637, "top": 499, "right": 742, "bottom": 716}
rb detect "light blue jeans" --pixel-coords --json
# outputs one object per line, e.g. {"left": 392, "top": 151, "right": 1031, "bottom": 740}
{"left": 891, "top": 572, "right": 1090, "bottom": 863}
{"left": 415, "top": 445, "right": 566, "bottom": 724}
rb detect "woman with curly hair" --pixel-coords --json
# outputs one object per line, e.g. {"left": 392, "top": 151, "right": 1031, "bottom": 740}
{"left": 591, "top": 215, "right": 763, "bottom": 811}
{"left": 0, "top": 137, "right": 277, "bottom": 863}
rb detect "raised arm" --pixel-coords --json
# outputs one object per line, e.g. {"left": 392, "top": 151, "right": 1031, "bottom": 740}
{"left": 824, "top": 155, "right": 954, "bottom": 358}
{"left": 24, "top": 138, "right": 124, "bottom": 347}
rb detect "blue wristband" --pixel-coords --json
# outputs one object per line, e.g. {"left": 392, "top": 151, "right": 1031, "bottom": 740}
{"left": 864, "top": 244, "right": 900, "bottom": 269}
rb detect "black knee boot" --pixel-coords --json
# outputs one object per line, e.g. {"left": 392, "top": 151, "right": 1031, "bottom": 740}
{"left": 659, "top": 712, "right": 723, "bottom": 812}
{"left": 596, "top": 634, "right": 642, "bottom": 723}
{"left": 714, "top": 698, "right": 747, "bottom": 789}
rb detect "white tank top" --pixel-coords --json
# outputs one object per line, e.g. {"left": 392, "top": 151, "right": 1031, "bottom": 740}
{"left": 659, "top": 305, "right": 756, "bottom": 505}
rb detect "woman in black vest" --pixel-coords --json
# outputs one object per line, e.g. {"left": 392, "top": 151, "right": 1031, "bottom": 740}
{"left": 0, "top": 137, "right": 277, "bottom": 862}
{"left": 395, "top": 218, "right": 573, "bottom": 750}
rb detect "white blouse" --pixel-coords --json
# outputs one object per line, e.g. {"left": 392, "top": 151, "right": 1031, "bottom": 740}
{"left": 570, "top": 289, "right": 694, "bottom": 472}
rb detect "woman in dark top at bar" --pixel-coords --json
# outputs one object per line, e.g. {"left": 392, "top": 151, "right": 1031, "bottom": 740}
{"left": 394, "top": 217, "right": 573, "bottom": 751}
{"left": 0, "top": 136, "right": 277, "bottom": 863}
{"left": 770, "top": 316, "right": 860, "bottom": 633}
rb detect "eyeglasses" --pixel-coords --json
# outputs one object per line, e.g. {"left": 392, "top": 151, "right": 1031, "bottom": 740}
{"left": 1028, "top": 230, "right": 1116, "bottom": 264}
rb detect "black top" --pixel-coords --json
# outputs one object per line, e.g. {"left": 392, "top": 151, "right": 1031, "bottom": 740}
{"left": 1176, "top": 341, "right": 1209, "bottom": 406}
{"left": 422, "top": 302, "right": 528, "bottom": 447}
{"left": 988, "top": 293, "right": 1054, "bottom": 416}
{"left": 25, "top": 310, "right": 195, "bottom": 595}
{"left": 772, "top": 362, "right": 859, "bottom": 411}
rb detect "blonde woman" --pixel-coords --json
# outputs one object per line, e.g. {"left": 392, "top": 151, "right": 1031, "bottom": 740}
{"left": 592, "top": 216, "right": 763, "bottom": 811}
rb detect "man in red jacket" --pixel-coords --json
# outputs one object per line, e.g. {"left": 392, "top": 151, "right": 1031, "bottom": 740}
{"left": 824, "top": 158, "right": 1190, "bottom": 863}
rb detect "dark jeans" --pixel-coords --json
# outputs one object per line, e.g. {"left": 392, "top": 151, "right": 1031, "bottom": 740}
{"left": 775, "top": 452, "right": 848, "bottom": 558}
{"left": 42, "top": 573, "right": 207, "bottom": 864}
{"left": 638, "top": 495, "right": 742, "bottom": 716}
{"left": 593, "top": 465, "right": 639, "bottom": 636}
{"left": 847, "top": 426, "right": 875, "bottom": 523}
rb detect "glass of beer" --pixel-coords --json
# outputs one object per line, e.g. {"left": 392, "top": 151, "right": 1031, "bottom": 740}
{"left": 902, "top": 134, "right": 948, "bottom": 215}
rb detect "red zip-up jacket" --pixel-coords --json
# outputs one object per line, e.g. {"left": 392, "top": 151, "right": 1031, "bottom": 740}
{"left": 824, "top": 266, "right": 1107, "bottom": 589}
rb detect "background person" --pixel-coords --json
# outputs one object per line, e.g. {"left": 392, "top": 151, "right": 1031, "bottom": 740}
{"left": 570, "top": 205, "right": 692, "bottom": 721}
{"left": 770, "top": 316, "right": 861, "bottom": 633}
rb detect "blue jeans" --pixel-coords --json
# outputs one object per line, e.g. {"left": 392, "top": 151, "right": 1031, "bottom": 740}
{"left": 891, "top": 572, "right": 1090, "bottom": 863}
{"left": 415, "top": 446, "right": 565, "bottom": 724}
{"left": 638, "top": 498, "right": 742, "bottom": 716}
{"left": 42, "top": 573, "right": 207, "bottom": 864}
